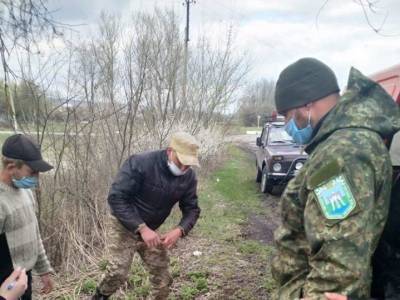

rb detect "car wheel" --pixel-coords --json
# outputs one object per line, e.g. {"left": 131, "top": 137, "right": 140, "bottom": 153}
{"left": 260, "top": 166, "right": 273, "bottom": 193}
{"left": 256, "top": 165, "right": 262, "bottom": 183}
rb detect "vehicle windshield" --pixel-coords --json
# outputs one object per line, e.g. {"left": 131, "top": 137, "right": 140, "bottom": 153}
{"left": 268, "top": 127, "right": 294, "bottom": 145}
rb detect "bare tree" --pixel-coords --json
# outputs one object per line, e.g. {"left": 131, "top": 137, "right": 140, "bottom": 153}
{"left": 317, "top": 0, "right": 397, "bottom": 35}
{"left": 187, "top": 28, "right": 249, "bottom": 133}
{"left": 237, "top": 79, "right": 275, "bottom": 126}
{"left": 0, "top": 0, "right": 63, "bottom": 130}
{"left": 133, "top": 10, "right": 185, "bottom": 147}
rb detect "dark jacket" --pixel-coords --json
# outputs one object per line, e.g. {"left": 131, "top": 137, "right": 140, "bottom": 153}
{"left": 108, "top": 150, "right": 200, "bottom": 234}
{"left": 370, "top": 172, "right": 400, "bottom": 300}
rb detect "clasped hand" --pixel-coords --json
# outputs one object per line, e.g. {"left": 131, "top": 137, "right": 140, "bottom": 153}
{"left": 139, "top": 226, "right": 182, "bottom": 249}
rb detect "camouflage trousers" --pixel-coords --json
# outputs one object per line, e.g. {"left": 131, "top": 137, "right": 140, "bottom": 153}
{"left": 98, "top": 216, "right": 172, "bottom": 300}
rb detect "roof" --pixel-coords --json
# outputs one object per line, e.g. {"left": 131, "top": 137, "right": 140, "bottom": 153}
{"left": 369, "top": 64, "right": 400, "bottom": 104}
{"left": 265, "top": 121, "right": 285, "bottom": 127}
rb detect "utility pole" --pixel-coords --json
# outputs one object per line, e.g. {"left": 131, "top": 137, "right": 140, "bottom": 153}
{"left": 184, "top": 0, "right": 195, "bottom": 46}
{"left": 183, "top": 0, "right": 196, "bottom": 103}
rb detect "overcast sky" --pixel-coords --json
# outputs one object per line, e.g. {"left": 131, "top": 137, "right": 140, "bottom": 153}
{"left": 47, "top": 0, "right": 400, "bottom": 88}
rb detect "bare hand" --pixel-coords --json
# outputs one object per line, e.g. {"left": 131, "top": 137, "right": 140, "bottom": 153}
{"left": 324, "top": 293, "right": 348, "bottom": 300}
{"left": 0, "top": 267, "right": 28, "bottom": 300}
{"left": 161, "top": 228, "right": 182, "bottom": 249}
{"left": 40, "top": 273, "right": 54, "bottom": 294}
{"left": 139, "top": 225, "right": 161, "bottom": 248}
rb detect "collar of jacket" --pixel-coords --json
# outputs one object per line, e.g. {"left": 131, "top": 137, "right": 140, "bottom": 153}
{"left": 305, "top": 108, "right": 333, "bottom": 154}
{"left": 159, "top": 149, "right": 173, "bottom": 176}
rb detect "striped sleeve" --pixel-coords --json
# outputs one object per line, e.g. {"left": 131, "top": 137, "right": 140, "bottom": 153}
{"left": 33, "top": 226, "right": 53, "bottom": 275}
{"left": 27, "top": 191, "right": 53, "bottom": 275}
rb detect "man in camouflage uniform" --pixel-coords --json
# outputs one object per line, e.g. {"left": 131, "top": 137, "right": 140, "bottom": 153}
{"left": 271, "top": 58, "right": 400, "bottom": 300}
{"left": 92, "top": 132, "right": 201, "bottom": 300}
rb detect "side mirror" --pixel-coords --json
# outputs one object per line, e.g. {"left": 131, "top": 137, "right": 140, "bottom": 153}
{"left": 256, "top": 137, "right": 262, "bottom": 147}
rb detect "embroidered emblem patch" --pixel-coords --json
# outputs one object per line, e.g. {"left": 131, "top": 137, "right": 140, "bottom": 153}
{"left": 314, "top": 174, "right": 356, "bottom": 220}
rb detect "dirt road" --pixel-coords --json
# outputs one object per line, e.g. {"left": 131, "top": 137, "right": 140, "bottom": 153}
{"left": 231, "top": 134, "right": 281, "bottom": 245}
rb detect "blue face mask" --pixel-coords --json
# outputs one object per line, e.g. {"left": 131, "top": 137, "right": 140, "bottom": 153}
{"left": 285, "top": 110, "right": 313, "bottom": 145}
{"left": 12, "top": 176, "right": 39, "bottom": 189}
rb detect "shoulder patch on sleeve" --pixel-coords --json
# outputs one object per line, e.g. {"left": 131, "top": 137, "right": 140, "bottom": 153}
{"left": 314, "top": 174, "right": 357, "bottom": 220}
{"left": 308, "top": 159, "right": 342, "bottom": 189}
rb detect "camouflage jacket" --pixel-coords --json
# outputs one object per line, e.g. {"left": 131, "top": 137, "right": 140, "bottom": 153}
{"left": 272, "top": 68, "right": 400, "bottom": 300}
